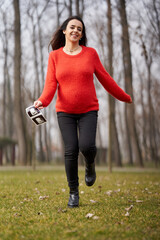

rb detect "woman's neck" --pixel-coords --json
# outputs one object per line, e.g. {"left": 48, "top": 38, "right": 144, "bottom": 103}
{"left": 64, "top": 41, "right": 80, "bottom": 52}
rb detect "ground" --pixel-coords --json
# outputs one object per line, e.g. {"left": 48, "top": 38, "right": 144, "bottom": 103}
{"left": 0, "top": 166, "right": 159, "bottom": 240}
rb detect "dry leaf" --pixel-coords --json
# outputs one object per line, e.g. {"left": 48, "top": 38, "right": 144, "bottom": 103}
{"left": 85, "top": 213, "right": 94, "bottom": 218}
{"left": 105, "top": 190, "right": 112, "bottom": 196}
{"left": 23, "top": 198, "right": 33, "bottom": 202}
{"left": 125, "top": 205, "right": 133, "bottom": 211}
{"left": 14, "top": 213, "right": 22, "bottom": 217}
{"left": 58, "top": 208, "right": 67, "bottom": 213}
{"left": 125, "top": 212, "right": 130, "bottom": 217}
{"left": 93, "top": 216, "right": 99, "bottom": 220}
{"left": 38, "top": 212, "right": 43, "bottom": 215}
{"left": 90, "top": 200, "right": 97, "bottom": 203}
{"left": 39, "top": 195, "right": 49, "bottom": 200}
{"left": 136, "top": 200, "right": 143, "bottom": 203}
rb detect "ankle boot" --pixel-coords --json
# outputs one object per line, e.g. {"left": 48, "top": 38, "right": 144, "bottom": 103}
{"left": 68, "top": 188, "right": 79, "bottom": 208}
{"left": 85, "top": 162, "right": 96, "bottom": 186}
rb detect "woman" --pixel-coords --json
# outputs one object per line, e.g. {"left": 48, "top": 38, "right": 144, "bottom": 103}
{"left": 34, "top": 16, "right": 132, "bottom": 208}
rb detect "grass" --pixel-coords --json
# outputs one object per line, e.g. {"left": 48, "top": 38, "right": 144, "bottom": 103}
{"left": 0, "top": 167, "right": 159, "bottom": 240}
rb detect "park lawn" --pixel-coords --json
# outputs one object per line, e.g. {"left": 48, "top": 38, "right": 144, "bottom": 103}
{"left": 0, "top": 168, "right": 159, "bottom": 240}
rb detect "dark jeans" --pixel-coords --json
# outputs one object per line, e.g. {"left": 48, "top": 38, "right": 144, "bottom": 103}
{"left": 57, "top": 111, "right": 98, "bottom": 189}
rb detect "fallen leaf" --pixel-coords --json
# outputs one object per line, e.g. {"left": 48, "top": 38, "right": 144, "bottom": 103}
{"left": 93, "top": 216, "right": 99, "bottom": 220}
{"left": 125, "top": 212, "right": 130, "bottom": 217}
{"left": 125, "top": 205, "right": 133, "bottom": 211}
{"left": 85, "top": 213, "right": 94, "bottom": 218}
{"left": 23, "top": 198, "right": 33, "bottom": 202}
{"left": 38, "top": 212, "right": 43, "bottom": 215}
{"left": 39, "top": 195, "right": 49, "bottom": 200}
{"left": 90, "top": 200, "right": 97, "bottom": 203}
{"left": 105, "top": 190, "right": 112, "bottom": 196}
{"left": 14, "top": 213, "right": 22, "bottom": 217}
{"left": 136, "top": 200, "right": 143, "bottom": 203}
{"left": 58, "top": 208, "right": 67, "bottom": 213}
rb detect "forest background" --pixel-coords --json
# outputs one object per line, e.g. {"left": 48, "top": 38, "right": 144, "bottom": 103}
{"left": 0, "top": 0, "right": 159, "bottom": 169}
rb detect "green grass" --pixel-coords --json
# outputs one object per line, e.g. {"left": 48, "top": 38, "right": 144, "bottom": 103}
{"left": 0, "top": 167, "right": 160, "bottom": 240}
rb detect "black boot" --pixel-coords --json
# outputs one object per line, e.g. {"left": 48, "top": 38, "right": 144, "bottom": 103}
{"left": 68, "top": 188, "right": 79, "bottom": 208}
{"left": 85, "top": 162, "right": 96, "bottom": 186}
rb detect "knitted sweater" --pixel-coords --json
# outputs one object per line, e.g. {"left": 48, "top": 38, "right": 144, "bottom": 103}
{"left": 38, "top": 46, "right": 131, "bottom": 113}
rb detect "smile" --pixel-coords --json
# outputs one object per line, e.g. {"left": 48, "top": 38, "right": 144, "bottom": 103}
{"left": 71, "top": 34, "right": 78, "bottom": 37}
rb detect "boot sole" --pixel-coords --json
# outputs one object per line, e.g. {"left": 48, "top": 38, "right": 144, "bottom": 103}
{"left": 68, "top": 204, "right": 79, "bottom": 208}
{"left": 85, "top": 175, "right": 96, "bottom": 186}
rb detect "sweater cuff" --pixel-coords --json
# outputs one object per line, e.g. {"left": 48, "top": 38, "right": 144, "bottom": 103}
{"left": 38, "top": 97, "right": 48, "bottom": 108}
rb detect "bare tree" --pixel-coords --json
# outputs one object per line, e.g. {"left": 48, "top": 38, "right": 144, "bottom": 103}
{"left": 106, "top": 0, "right": 122, "bottom": 172}
{"left": 13, "top": 0, "right": 27, "bottom": 164}
{"left": 118, "top": 0, "right": 143, "bottom": 167}
{"left": 75, "top": 0, "right": 84, "bottom": 18}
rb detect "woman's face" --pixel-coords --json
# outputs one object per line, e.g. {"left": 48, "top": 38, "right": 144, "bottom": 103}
{"left": 63, "top": 19, "right": 83, "bottom": 43}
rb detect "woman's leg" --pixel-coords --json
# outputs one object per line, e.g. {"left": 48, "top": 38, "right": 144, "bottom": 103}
{"left": 78, "top": 111, "right": 98, "bottom": 186}
{"left": 78, "top": 111, "right": 98, "bottom": 162}
{"left": 57, "top": 112, "right": 79, "bottom": 189}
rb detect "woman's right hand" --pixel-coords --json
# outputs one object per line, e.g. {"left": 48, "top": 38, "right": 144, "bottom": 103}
{"left": 34, "top": 100, "right": 43, "bottom": 109}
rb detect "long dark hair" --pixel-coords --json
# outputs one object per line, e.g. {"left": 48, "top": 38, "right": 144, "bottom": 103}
{"left": 49, "top": 16, "right": 87, "bottom": 51}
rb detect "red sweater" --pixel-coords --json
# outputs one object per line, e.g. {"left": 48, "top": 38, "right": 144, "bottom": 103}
{"left": 38, "top": 46, "right": 131, "bottom": 113}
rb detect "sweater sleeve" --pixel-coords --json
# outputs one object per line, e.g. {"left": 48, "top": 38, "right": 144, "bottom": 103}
{"left": 38, "top": 52, "right": 57, "bottom": 107}
{"left": 93, "top": 50, "right": 131, "bottom": 103}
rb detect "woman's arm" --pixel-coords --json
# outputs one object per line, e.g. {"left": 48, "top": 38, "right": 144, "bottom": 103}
{"left": 36, "top": 52, "right": 57, "bottom": 108}
{"left": 94, "top": 50, "right": 132, "bottom": 103}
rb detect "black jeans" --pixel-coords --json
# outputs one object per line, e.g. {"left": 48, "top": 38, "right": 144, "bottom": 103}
{"left": 57, "top": 111, "right": 98, "bottom": 189}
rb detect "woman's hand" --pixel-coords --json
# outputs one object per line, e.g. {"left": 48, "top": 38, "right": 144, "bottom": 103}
{"left": 128, "top": 98, "right": 133, "bottom": 104}
{"left": 34, "top": 100, "right": 43, "bottom": 109}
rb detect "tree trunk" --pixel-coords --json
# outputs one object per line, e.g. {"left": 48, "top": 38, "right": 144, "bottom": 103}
{"left": 76, "top": 0, "right": 80, "bottom": 16}
{"left": 107, "top": 0, "right": 122, "bottom": 172}
{"left": 37, "top": 14, "right": 52, "bottom": 163}
{"left": 56, "top": 0, "right": 60, "bottom": 27}
{"left": 13, "top": 0, "right": 27, "bottom": 165}
{"left": 30, "top": 14, "right": 45, "bottom": 163}
{"left": 141, "top": 35, "right": 158, "bottom": 167}
{"left": 69, "top": 0, "right": 72, "bottom": 16}
{"left": 11, "top": 145, "right": 16, "bottom": 166}
{"left": 118, "top": 0, "right": 143, "bottom": 167}
{"left": 136, "top": 61, "right": 148, "bottom": 162}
